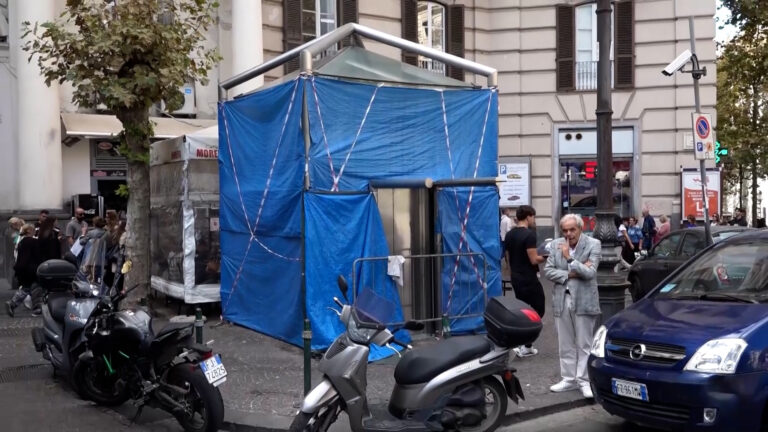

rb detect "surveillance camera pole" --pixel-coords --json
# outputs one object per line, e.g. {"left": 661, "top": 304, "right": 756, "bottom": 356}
{"left": 685, "top": 17, "right": 712, "bottom": 244}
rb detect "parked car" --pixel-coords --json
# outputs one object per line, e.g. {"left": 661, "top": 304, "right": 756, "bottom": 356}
{"left": 589, "top": 230, "right": 768, "bottom": 431}
{"left": 627, "top": 226, "right": 754, "bottom": 301}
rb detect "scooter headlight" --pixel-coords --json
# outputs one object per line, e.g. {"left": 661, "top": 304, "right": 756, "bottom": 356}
{"left": 347, "top": 313, "right": 379, "bottom": 344}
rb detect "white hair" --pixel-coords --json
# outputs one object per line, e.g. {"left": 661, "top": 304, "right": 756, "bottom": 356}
{"left": 559, "top": 213, "right": 583, "bottom": 229}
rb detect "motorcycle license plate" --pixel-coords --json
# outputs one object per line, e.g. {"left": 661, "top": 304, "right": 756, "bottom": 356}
{"left": 200, "top": 354, "right": 227, "bottom": 386}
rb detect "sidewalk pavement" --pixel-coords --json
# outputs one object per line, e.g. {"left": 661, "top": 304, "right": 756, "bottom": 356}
{"left": 189, "top": 278, "right": 597, "bottom": 431}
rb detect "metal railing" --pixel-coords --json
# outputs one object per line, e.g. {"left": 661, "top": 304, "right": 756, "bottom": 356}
{"left": 351, "top": 252, "right": 488, "bottom": 331}
{"left": 575, "top": 60, "right": 614, "bottom": 91}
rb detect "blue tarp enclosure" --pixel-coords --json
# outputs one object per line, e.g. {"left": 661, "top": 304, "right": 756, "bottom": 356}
{"left": 219, "top": 72, "right": 500, "bottom": 351}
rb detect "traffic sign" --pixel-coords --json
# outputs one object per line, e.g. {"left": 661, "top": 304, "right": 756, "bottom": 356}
{"left": 692, "top": 113, "right": 714, "bottom": 160}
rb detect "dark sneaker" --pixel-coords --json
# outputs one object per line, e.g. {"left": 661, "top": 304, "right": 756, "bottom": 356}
{"left": 5, "top": 301, "right": 14, "bottom": 318}
{"left": 31, "top": 308, "right": 42, "bottom": 317}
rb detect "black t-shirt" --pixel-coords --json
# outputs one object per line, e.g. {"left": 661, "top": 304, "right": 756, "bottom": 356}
{"left": 505, "top": 227, "right": 538, "bottom": 283}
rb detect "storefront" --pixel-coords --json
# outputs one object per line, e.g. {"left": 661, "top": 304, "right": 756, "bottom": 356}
{"left": 553, "top": 125, "right": 639, "bottom": 232}
{"left": 60, "top": 112, "right": 217, "bottom": 217}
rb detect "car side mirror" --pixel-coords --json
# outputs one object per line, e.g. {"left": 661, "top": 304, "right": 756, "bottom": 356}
{"left": 336, "top": 275, "right": 349, "bottom": 302}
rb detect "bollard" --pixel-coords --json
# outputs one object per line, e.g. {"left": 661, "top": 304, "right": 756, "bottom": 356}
{"left": 441, "top": 314, "right": 451, "bottom": 338}
{"left": 195, "top": 307, "right": 204, "bottom": 344}
{"left": 303, "top": 319, "right": 312, "bottom": 395}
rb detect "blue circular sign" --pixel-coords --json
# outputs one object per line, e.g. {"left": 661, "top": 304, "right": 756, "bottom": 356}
{"left": 695, "top": 116, "right": 710, "bottom": 139}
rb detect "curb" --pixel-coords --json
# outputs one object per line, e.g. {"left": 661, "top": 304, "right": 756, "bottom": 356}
{"left": 221, "top": 398, "right": 595, "bottom": 432}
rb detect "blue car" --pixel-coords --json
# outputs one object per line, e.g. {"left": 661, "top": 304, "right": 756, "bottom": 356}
{"left": 589, "top": 231, "right": 768, "bottom": 431}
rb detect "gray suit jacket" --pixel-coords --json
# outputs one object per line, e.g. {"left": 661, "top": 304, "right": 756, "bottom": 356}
{"left": 543, "top": 234, "right": 602, "bottom": 317}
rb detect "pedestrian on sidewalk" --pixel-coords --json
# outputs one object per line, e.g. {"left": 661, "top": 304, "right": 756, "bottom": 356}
{"left": 504, "top": 205, "right": 545, "bottom": 357}
{"left": 65, "top": 208, "right": 88, "bottom": 247}
{"left": 6, "top": 224, "right": 43, "bottom": 317}
{"left": 627, "top": 216, "right": 643, "bottom": 255}
{"left": 641, "top": 207, "right": 657, "bottom": 250}
{"left": 37, "top": 216, "right": 62, "bottom": 262}
{"left": 614, "top": 216, "right": 634, "bottom": 272}
{"left": 543, "top": 214, "right": 601, "bottom": 399}
{"left": 654, "top": 215, "right": 670, "bottom": 245}
{"left": 8, "top": 217, "right": 25, "bottom": 291}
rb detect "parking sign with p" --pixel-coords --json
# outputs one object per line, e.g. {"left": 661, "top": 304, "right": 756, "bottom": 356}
{"left": 692, "top": 113, "right": 714, "bottom": 160}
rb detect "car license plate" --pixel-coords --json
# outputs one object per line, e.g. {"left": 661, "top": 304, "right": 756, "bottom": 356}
{"left": 200, "top": 354, "right": 227, "bottom": 386}
{"left": 611, "top": 378, "right": 648, "bottom": 401}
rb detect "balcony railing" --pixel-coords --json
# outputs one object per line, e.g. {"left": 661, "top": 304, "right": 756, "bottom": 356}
{"left": 419, "top": 57, "right": 446, "bottom": 75}
{"left": 575, "top": 60, "right": 614, "bottom": 91}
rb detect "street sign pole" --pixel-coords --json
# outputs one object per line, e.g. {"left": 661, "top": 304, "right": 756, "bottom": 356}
{"left": 688, "top": 17, "right": 712, "bottom": 245}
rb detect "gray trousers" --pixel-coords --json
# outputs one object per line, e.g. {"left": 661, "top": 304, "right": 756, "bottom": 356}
{"left": 10, "top": 282, "right": 43, "bottom": 310}
{"left": 555, "top": 292, "right": 599, "bottom": 386}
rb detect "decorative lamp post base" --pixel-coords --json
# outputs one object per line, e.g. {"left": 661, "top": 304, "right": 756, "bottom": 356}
{"left": 592, "top": 211, "right": 631, "bottom": 324}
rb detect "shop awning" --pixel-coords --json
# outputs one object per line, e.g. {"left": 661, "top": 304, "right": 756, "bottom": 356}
{"left": 61, "top": 112, "right": 217, "bottom": 140}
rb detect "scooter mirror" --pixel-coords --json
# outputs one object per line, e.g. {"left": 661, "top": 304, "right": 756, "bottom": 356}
{"left": 336, "top": 275, "right": 349, "bottom": 302}
{"left": 403, "top": 320, "right": 425, "bottom": 331}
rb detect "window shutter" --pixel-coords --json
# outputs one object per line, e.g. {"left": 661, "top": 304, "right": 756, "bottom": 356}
{"left": 614, "top": 0, "right": 635, "bottom": 89}
{"left": 446, "top": 5, "right": 465, "bottom": 81}
{"left": 283, "top": 0, "right": 303, "bottom": 74}
{"left": 401, "top": 0, "right": 418, "bottom": 66}
{"left": 338, "top": 0, "right": 358, "bottom": 47}
{"left": 556, "top": 4, "right": 575, "bottom": 92}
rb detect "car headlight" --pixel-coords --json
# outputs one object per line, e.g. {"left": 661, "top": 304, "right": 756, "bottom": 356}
{"left": 684, "top": 338, "right": 747, "bottom": 374}
{"left": 590, "top": 325, "right": 608, "bottom": 358}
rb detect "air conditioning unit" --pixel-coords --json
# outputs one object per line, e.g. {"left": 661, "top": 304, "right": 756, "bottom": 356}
{"left": 159, "top": 83, "right": 197, "bottom": 116}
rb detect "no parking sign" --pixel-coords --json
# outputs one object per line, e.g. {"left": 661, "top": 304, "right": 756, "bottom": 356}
{"left": 692, "top": 113, "right": 715, "bottom": 160}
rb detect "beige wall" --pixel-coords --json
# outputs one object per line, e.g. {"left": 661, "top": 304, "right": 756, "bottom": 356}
{"left": 216, "top": 0, "right": 717, "bottom": 226}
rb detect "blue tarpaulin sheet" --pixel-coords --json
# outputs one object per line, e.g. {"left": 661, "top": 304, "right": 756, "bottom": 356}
{"left": 437, "top": 186, "right": 502, "bottom": 333}
{"left": 306, "top": 77, "right": 498, "bottom": 191}
{"left": 219, "top": 75, "right": 499, "bottom": 352}
{"left": 305, "top": 192, "right": 410, "bottom": 360}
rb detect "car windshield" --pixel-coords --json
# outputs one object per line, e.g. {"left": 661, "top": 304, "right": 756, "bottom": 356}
{"left": 354, "top": 287, "right": 398, "bottom": 326}
{"left": 656, "top": 241, "right": 768, "bottom": 301}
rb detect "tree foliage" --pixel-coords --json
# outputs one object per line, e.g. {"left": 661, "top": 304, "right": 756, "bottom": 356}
{"left": 716, "top": 23, "right": 768, "bottom": 220}
{"left": 22, "top": 0, "right": 220, "bottom": 303}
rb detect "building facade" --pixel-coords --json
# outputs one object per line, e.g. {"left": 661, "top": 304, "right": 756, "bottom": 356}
{"left": 1, "top": 0, "right": 717, "bottom": 236}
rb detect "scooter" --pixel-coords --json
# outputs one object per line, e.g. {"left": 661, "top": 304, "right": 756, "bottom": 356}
{"left": 31, "top": 259, "right": 101, "bottom": 380}
{"left": 290, "top": 276, "right": 543, "bottom": 432}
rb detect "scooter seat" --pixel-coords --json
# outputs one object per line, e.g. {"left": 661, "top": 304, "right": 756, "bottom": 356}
{"left": 47, "top": 292, "right": 73, "bottom": 323}
{"left": 394, "top": 336, "right": 491, "bottom": 385}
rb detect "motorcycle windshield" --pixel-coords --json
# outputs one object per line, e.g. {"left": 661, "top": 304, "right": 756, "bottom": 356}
{"left": 354, "top": 287, "right": 398, "bottom": 327}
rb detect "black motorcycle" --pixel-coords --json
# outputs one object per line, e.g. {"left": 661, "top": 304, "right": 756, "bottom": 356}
{"left": 73, "top": 285, "right": 226, "bottom": 432}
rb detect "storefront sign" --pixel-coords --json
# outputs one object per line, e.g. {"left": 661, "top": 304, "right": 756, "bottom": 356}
{"left": 682, "top": 169, "right": 720, "bottom": 220}
{"left": 692, "top": 113, "right": 715, "bottom": 160}
{"left": 498, "top": 162, "right": 530, "bottom": 207}
{"left": 91, "top": 170, "right": 127, "bottom": 178}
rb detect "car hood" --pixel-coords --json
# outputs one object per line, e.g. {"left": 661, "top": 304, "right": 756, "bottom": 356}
{"left": 607, "top": 298, "right": 768, "bottom": 348}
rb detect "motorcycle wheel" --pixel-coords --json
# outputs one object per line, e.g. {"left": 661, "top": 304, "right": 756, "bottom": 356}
{"left": 457, "top": 377, "right": 507, "bottom": 432}
{"left": 72, "top": 357, "right": 130, "bottom": 407}
{"left": 288, "top": 400, "right": 341, "bottom": 432}
{"left": 167, "top": 364, "right": 225, "bottom": 432}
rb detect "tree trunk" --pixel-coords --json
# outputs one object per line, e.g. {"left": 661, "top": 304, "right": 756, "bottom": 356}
{"left": 116, "top": 108, "right": 152, "bottom": 308}
{"left": 739, "top": 163, "right": 745, "bottom": 210}
{"left": 752, "top": 160, "right": 758, "bottom": 227}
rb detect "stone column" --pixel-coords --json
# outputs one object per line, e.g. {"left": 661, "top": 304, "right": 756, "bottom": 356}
{"left": 230, "top": 0, "right": 263, "bottom": 95}
{"left": 14, "top": 0, "right": 62, "bottom": 210}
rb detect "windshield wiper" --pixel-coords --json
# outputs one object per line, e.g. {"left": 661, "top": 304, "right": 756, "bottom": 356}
{"left": 671, "top": 293, "right": 757, "bottom": 304}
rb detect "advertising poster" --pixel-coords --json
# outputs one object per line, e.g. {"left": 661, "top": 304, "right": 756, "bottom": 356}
{"left": 682, "top": 169, "right": 720, "bottom": 220}
{"left": 498, "top": 162, "right": 530, "bottom": 207}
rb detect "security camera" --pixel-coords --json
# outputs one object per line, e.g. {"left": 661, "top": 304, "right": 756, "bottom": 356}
{"left": 662, "top": 50, "right": 693, "bottom": 76}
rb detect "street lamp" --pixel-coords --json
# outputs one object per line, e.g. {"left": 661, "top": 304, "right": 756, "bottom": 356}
{"left": 592, "top": 0, "right": 628, "bottom": 322}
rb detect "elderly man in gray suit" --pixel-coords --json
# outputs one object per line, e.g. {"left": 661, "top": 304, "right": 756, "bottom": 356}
{"left": 544, "top": 214, "right": 601, "bottom": 399}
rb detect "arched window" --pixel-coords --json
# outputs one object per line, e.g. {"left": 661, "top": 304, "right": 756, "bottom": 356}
{"left": 417, "top": 1, "right": 445, "bottom": 74}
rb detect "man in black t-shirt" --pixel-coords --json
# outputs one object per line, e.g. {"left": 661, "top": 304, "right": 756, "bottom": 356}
{"left": 504, "top": 205, "right": 546, "bottom": 357}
